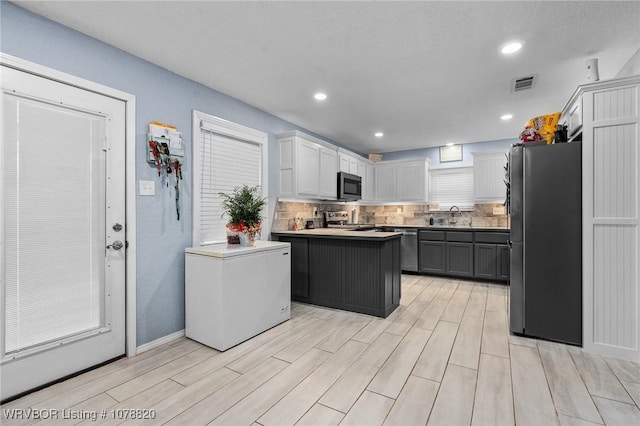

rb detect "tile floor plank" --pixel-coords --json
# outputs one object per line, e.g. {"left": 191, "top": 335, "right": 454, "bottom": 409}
{"left": 295, "top": 404, "right": 344, "bottom": 426}
{"left": 472, "top": 354, "right": 514, "bottom": 426}
{"left": 604, "top": 356, "right": 640, "bottom": 384}
{"left": 449, "top": 314, "right": 484, "bottom": 370}
{"left": 258, "top": 340, "right": 368, "bottom": 426}
{"left": 463, "top": 290, "right": 488, "bottom": 319}
{"left": 384, "top": 300, "right": 428, "bottom": 336}
{"left": 106, "top": 346, "right": 213, "bottom": 402}
{"left": 427, "top": 364, "right": 477, "bottom": 426}
{"left": 481, "top": 309, "right": 509, "bottom": 359}
{"left": 413, "top": 298, "right": 448, "bottom": 331}
{"left": 367, "top": 327, "right": 432, "bottom": 398}
{"left": 622, "top": 380, "right": 640, "bottom": 407}
{"left": 315, "top": 317, "right": 369, "bottom": 353}
{"left": 537, "top": 342, "right": 602, "bottom": 424}
{"left": 125, "top": 368, "right": 239, "bottom": 425}
{"left": 164, "top": 357, "right": 289, "bottom": 425}
{"left": 592, "top": 396, "right": 640, "bottom": 425}
{"left": 29, "top": 340, "right": 202, "bottom": 412}
{"left": 510, "top": 344, "right": 557, "bottom": 426}
{"left": 382, "top": 376, "right": 439, "bottom": 426}
{"left": 319, "top": 332, "right": 402, "bottom": 414}
{"left": 339, "top": 391, "right": 394, "bottom": 426}
{"left": 558, "top": 414, "right": 603, "bottom": 426}
{"left": 226, "top": 318, "right": 322, "bottom": 373}
{"left": 93, "top": 379, "right": 185, "bottom": 426}
{"left": 440, "top": 285, "right": 471, "bottom": 324}
{"left": 209, "top": 349, "right": 329, "bottom": 426}
{"left": 567, "top": 347, "right": 635, "bottom": 405}
{"left": 412, "top": 321, "right": 459, "bottom": 382}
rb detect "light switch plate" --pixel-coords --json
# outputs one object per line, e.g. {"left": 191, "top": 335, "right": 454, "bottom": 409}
{"left": 139, "top": 180, "right": 155, "bottom": 196}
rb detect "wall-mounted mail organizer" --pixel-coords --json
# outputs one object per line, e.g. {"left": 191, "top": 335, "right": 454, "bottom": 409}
{"left": 147, "top": 121, "right": 184, "bottom": 220}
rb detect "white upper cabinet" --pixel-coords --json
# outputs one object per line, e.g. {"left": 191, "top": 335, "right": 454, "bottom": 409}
{"left": 319, "top": 146, "right": 338, "bottom": 199}
{"left": 472, "top": 151, "right": 508, "bottom": 202}
{"left": 278, "top": 131, "right": 337, "bottom": 200}
{"left": 374, "top": 158, "right": 430, "bottom": 202}
{"left": 374, "top": 162, "right": 397, "bottom": 201}
{"left": 358, "top": 159, "right": 375, "bottom": 201}
{"left": 338, "top": 148, "right": 359, "bottom": 174}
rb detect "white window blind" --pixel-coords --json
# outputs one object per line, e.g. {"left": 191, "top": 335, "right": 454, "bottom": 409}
{"left": 430, "top": 166, "right": 475, "bottom": 209}
{"left": 3, "top": 95, "right": 105, "bottom": 354}
{"left": 198, "top": 127, "right": 263, "bottom": 245}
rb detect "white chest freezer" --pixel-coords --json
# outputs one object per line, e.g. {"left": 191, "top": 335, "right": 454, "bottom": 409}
{"left": 185, "top": 241, "right": 291, "bottom": 351}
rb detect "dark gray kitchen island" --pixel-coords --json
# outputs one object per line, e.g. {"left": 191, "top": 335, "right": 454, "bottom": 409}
{"left": 271, "top": 229, "right": 401, "bottom": 318}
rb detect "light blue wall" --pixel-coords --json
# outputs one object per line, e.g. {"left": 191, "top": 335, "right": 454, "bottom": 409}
{"left": 0, "top": 2, "right": 345, "bottom": 346}
{"left": 381, "top": 138, "right": 516, "bottom": 168}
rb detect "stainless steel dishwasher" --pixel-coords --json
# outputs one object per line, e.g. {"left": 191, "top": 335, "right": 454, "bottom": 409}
{"left": 393, "top": 228, "right": 418, "bottom": 272}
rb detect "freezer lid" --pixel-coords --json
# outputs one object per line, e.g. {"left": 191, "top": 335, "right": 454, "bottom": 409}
{"left": 185, "top": 240, "right": 290, "bottom": 258}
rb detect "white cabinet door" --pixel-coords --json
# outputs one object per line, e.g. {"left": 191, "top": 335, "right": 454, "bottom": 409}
{"left": 473, "top": 152, "right": 507, "bottom": 202}
{"left": 319, "top": 146, "right": 338, "bottom": 199}
{"left": 357, "top": 159, "right": 372, "bottom": 201}
{"left": 296, "top": 140, "right": 320, "bottom": 197}
{"left": 339, "top": 152, "right": 360, "bottom": 175}
{"left": 338, "top": 153, "right": 351, "bottom": 173}
{"left": 397, "top": 160, "right": 426, "bottom": 201}
{"left": 374, "top": 163, "right": 397, "bottom": 201}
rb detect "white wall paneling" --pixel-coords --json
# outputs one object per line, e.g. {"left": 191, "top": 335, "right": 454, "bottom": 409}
{"left": 580, "top": 75, "right": 640, "bottom": 361}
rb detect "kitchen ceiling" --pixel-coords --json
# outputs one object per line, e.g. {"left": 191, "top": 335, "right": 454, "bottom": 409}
{"left": 12, "top": 1, "right": 640, "bottom": 154}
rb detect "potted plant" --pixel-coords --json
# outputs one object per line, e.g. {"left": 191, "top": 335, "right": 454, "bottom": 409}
{"left": 219, "top": 184, "right": 267, "bottom": 246}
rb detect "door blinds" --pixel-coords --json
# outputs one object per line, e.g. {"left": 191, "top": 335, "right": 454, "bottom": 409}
{"left": 430, "top": 166, "right": 474, "bottom": 209}
{"left": 198, "top": 127, "right": 262, "bottom": 245}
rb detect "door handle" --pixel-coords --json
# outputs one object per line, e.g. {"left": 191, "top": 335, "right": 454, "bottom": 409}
{"left": 106, "top": 240, "right": 124, "bottom": 250}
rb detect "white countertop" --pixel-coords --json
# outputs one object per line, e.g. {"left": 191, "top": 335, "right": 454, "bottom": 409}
{"left": 185, "top": 240, "right": 290, "bottom": 258}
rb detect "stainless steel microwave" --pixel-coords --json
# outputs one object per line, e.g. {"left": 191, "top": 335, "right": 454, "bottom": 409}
{"left": 337, "top": 172, "right": 362, "bottom": 201}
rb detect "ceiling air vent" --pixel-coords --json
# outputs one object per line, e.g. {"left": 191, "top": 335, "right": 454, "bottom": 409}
{"left": 512, "top": 75, "right": 536, "bottom": 92}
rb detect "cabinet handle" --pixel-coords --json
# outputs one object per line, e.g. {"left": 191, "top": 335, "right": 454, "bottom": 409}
{"left": 283, "top": 252, "right": 289, "bottom": 255}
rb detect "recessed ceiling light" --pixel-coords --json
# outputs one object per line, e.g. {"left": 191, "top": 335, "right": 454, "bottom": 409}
{"left": 501, "top": 114, "right": 513, "bottom": 120}
{"left": 445, "top": 142, "right": 455, "bottom": 146}
{"left": 314, "top": 92, "right": 327, "bottom": 101}
{"left": 374, "top": 132, "right": 384, "bottom": 138}
{"left": 501, "top": 42, "right": 522, "bottom": 54}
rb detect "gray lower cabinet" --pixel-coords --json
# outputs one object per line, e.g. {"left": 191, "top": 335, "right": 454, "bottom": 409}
{"left": 474, "top": 233, "right": 510, "bottom": 282}
{"left": 419, "top": 241, "right": 446, "bottom": 274}
{"left": 446, "top": 242, "right": 474, "bottom": 277}
{"left": 497, "top": 244, "right": 510, "bottom": 281}
{"left": 420, "top": 229, "right": 509, "bottom": 282}
{"left": 475, "top": 243, "right": 498, "bottom": 279}
{"left": 287, "top": 237, "right": 309, "bottom": 299}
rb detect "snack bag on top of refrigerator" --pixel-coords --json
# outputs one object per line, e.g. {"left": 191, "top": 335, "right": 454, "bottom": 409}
{"left": 519, "top": 111, "right": 561, "bottom": 144}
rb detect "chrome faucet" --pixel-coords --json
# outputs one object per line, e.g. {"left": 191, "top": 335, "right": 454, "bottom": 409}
{"left": 449, "top": 205, "right": 461, "bottom": 224}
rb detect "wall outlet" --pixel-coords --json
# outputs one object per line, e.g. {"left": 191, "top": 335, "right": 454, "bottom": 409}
{"left": 493, "top": 206, "right": 506, "bottom": 215}
{"left": 313, "top": 207, "right": 318, "bottom": 217}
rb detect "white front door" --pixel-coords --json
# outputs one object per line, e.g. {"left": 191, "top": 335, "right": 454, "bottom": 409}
{"left": 0, "top": 65, "right": 126, "bottom": 401}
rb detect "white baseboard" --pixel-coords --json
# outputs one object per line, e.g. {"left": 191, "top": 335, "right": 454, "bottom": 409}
{"left": 135, "top": 329, "right": 185, "bottom": 355}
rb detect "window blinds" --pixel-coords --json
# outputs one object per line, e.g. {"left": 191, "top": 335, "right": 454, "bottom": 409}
{"left": 430, "top": 166, "right": 475, "bottom": 209}
{"left": 198, "top": 128, "right": 262, "bottom": 245}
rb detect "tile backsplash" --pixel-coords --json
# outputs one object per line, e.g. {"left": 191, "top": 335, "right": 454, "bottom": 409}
{"left": 271, "top": 201, "right": 509, "bottom": 231}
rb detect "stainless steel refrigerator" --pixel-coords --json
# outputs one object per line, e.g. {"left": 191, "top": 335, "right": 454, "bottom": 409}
{"left": 509, "top": 141, "right": 582, "bottom": 345}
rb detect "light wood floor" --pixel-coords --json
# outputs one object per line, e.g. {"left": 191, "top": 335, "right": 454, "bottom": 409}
{"left": 2, "top": 275, "right": 640, "bottom": 425}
